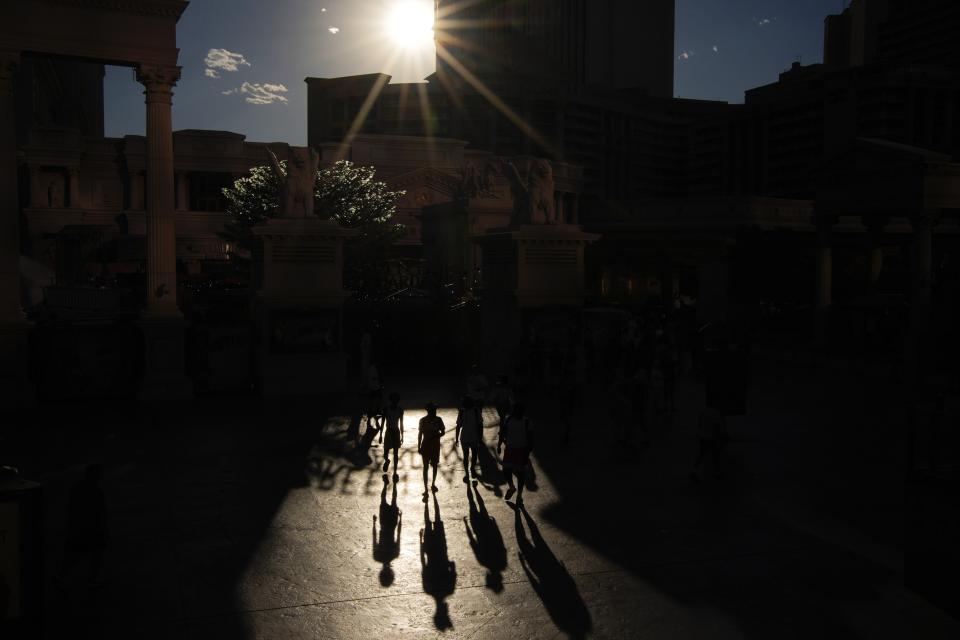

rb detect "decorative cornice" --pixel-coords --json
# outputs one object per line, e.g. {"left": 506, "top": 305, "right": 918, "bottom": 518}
{"left": 39, "top": 0, "right": 189, "bottom": 19}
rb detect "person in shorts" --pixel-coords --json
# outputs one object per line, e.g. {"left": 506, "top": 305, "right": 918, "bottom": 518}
{"left": 498, "top": 403, "right": 534, "bottom": 504}
{"left": 456, "top": 396, "right": 483, "bottom": 483}
{"left": 418, "top": 403, "right": 446, "bottom": 499}
{"left": 382, "top": 392, "right": 405, "bottom": 476}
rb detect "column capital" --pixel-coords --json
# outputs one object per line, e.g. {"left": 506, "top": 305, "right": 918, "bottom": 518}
{"left": 136, "top": 64, "right": 181, "bottom": 103}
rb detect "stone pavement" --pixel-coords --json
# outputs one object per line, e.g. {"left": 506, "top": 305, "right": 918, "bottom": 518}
{"left": 8, "top": 356, "right": 960, "bottom": 638}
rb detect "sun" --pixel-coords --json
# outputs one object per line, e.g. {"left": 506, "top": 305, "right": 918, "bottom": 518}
{"left": 383, "top": 1, "right": 435, "bottom": 50}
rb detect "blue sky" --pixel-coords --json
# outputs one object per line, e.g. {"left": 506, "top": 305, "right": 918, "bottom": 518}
{"left": 105, "top": 0, "right": 851, "bottom": 144}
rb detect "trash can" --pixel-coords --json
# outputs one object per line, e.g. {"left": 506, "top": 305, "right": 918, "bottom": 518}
{"left": 0, "top": 475, "right": 43, "bottom": 638}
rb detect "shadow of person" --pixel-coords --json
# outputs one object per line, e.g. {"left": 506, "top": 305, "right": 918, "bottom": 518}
{"left": 463, "top": 483, "right": 507, "bottom": 592}
{"left": 475, "top": 444, "right": 505, "bottom": 496}
{"left": 372, "top": 477, "right": 402, "bottom": 587}
{"left": 512, "top": 504, "right": 592, "bottom": 639}
{"left": 421, "top": 495, "right": 456, "bottom": 630}
{"left": 350, "top": 422, "right": 376, "bottom": 467}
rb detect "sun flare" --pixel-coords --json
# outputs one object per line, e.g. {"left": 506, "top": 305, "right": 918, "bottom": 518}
{"left": 383, "top": 1, "right": 435, "bottom": 50}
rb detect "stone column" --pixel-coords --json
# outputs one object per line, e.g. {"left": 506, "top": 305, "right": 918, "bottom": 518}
{"left": 863, "top": 216, "right": 888, "bottom": 292}
{"left": 555, "top": 191, "right": 565, "bottom": 224}
{"left": 814, "top": 214, "right": 837, "bottom": 344}
{"left": 137, "top": 64, "right": 181, "bottom": 317}
{"left": 569, "top": 195, "right": 580, "bottom": 225}
{"left": 68, "top": 166, "right": 82, "bottom": 209}
{"left": 0, "top": 50, "right": 35, "bottom": 409}
{"left": 135, "top": 64, "right": 191, "bottom": 400}
{"left": 0, "top": 51, "right": 21, "bottom": 323}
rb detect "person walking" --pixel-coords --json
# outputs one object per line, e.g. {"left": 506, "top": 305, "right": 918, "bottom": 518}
{"left": 418, "top": 403, "right": 446, "bottom": 499}
{"left": 456, "top": 396, "right": 483, "bottom": 483}
{"left": 366, "top": 362, "right": 385, "bottom": 442}
{"left": 498, "top": 403, "right": 534, "bottom": 504}
{"left": 466, "top": 364, "right": 489, "bottom": 418}
{"left": 490, "top": 376, "right": 513, "bottom": 428}
{"left": 382, "top": 392, "right": 405, "bottom": 476}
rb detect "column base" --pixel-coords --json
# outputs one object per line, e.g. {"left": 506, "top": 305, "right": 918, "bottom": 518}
{"left": 139, "top": 316, "right": 193, "bottom": 402}
{"left": 0, "top": 321, "right": 37, "bottom": 412}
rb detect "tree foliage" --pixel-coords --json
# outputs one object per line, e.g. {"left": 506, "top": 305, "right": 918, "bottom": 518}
{"left": 221, "top": 159, "right": 407, "bottom": 297}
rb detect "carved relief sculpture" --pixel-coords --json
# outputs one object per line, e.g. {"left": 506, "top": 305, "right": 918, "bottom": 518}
{"left": 458, "top": 160, "right": 498, "bottom": 200}
{"left": 500, "top": 157, "right": 557, "bottom": 225}
{"left": 267, "top": 146, "right": 320, "bottom": 218}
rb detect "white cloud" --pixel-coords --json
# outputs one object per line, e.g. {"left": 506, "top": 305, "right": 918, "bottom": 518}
{"left": 678, "top": 50, "right": 694, "bottom": 61}
{"left": 204, "top": 48, "right": 251, "bottom": 77}
{"left": 328, "top": 27, "right": 340, "bottom": 34}
{"left": 221, "top": 88, "right": 238, "bottom": 96}
{"left": 239, "top": 82, "right": 289, "bottom": 105}
{"left": 713, "top": 45, "right": 719, "bottom": 53}
{"left": 755, "top": 17, "right": 772, "bottom": 27}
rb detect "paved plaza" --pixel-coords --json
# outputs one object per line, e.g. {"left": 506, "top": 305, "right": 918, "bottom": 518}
{"left": 7, "top": 355, "right": 960, "bottom": 639}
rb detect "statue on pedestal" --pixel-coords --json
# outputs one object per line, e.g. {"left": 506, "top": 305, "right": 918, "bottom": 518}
{"left": 267, "top": 146, "right": 320, "bottom": 218}
{"left": 500, "top": 157, "right": 557, "bottom": 225}
{"left": 457, "top": 160, "right": 497, "bottom": 200}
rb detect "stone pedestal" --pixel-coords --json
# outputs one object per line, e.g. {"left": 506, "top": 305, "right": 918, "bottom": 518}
{"left": 252, "top": 217, "right": 355, "bottom": 396}
{"left": 475, "top": 224, "right": 599, "bottom": 372}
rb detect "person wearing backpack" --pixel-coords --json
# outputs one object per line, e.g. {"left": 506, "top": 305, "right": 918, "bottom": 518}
{"left": 498, "top": 403, "right": 534, "bottom": 504}
{"left": 456, "top": 396, "right": 483, "bottom": 483}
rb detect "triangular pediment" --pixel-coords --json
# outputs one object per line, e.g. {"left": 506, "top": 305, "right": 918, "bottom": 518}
{"left": 387, "top": 167, "right": 463, "bottom": 209}
{"left": 387, "top": 167, "right": 461, "bottom": 194}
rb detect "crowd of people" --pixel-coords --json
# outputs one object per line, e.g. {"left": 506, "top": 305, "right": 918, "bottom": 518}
{"left": 357, "top": 306, "right": 729, "bottom": 498}
{"left": 358, "top": 363, "right": 535, "bottom": 504}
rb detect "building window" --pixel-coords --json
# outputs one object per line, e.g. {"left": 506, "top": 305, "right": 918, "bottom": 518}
{"left": 189, "top": 172, "right": 234, "bottom": 212}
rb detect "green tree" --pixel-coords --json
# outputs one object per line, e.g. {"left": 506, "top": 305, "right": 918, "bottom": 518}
{"left": 222, "top": 159, "right": 406, "bottom": 297}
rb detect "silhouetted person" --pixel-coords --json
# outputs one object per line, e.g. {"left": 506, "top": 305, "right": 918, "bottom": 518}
{"left": 421, "top": 495, "right": 456, "bottom": 630}
{"left": 61, "top": 464, "right": 107, "bottom": 586}
{"left": 466, "top": 363, "right": 489, "bottom": 414}
{"left": 456, "top": 396, "right": 483, "bottom": 483}
{"left": 498, "top": 403, "right": 534, "bottom": 503}
{"left": 513, "top": 504, "right": 592, "bottom": 639}
{"left": 382, "top": 392, "right": 404, "bottom": 476}
{"left": 693, "top": 406, "right": 726, "bottom": 482}
{"left": 418, "top": 403, "right": 446, "bottom": 499}
{"left": 366, "top": 362, "right": 384, "bottom": 439}
{"left": 490, "top": 375, "right": 513, "bottom": 427}
{"left": 463, "top": 484, "right": 506, "bottom": 592}
{"left": 372, "top": 477, "right": 402, "bottom": 587}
